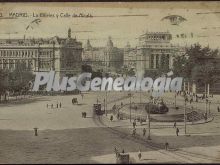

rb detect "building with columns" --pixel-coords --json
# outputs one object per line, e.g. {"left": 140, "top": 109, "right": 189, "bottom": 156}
{"left": 136, "top": 31, "right": 179, "bottom": 77}
{"left": 0, "top": 28, "right": 82, "bottom": 78}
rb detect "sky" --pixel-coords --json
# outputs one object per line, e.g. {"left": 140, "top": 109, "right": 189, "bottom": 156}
{"left": 0, "top": 2, "right": 220, "bottom": 48}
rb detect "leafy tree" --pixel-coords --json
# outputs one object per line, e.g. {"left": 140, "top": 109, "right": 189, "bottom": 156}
{"left": 172, "top": 44, "right": 218, "bottom": 93}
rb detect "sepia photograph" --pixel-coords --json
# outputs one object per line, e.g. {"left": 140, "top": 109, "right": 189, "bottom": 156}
{"left": 0, "top": 1, "right": 220, "bottom": 164}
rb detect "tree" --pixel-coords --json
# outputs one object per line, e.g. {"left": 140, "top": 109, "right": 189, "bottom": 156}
{"left": 0, "top": 69, "right": 9, "bottom": 102}
{"left": 172, "top": 44, "right": 218, "bottom": 93}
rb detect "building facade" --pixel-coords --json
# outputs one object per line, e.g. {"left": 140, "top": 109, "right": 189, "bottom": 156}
{"left": 123, "top": 42, "right": 137, "bottom": 69}
{"left": 136, "top": 31, "right": 179, "bottom": 77}
{"left": 82, "top": 37, "right": 123, "bottom": 72}
{"left": 0, "top": 28, "right": 82, "bottom": 78}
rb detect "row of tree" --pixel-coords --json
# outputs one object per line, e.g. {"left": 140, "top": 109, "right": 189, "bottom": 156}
{"left": 0, "top": 66, "right": 34, "bottom": 102}
{"left": 172, "top": 44, "right": 219, "bottom": 92}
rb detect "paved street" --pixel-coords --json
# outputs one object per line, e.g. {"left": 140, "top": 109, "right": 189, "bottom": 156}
{"left": 0, "top": 91, "right": 220, "bottom": 163}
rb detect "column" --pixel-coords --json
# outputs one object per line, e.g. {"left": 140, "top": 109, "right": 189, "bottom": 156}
{"left": 7, "top": 59, "right": 10, "bottom": 69}
{"left": 153, "top": 54, "right": 156, "bottom": 69}
{"left": 192, "top": 82, "right": 196, "bottom": 94}
{"left": 207, "top": 84, "right": 210, "bottom": 96}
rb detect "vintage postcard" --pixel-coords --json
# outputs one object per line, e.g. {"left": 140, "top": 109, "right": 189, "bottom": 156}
{"left": 0, "top": 1, "right": 220, "bottom": 164}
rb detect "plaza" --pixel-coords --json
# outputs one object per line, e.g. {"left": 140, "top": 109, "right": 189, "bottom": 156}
{"left": 0, "top": 91, "right": 220, "bottom": 163}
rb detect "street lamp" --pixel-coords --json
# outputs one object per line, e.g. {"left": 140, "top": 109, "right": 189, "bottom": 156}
{"left": 129, "top": 92, "right": 132, "bottom": 123}
{"left": 105, "top": 91, "right": 107, "bottom": 116}
{"left": 184, "top": 97, "right": 187, "bottom": 135}
{"left": 175, "top": 92, "right": 177, "bottom": 108}
{"left": 104, "top": 98, "right": 106, "bottom": 114}
{"left": 205, "top": 99, "right": 208, "bottom": 120}
{"left": 209, "top": 101, "right": 211, "bottom": 115}
{"left": 147, "top": 104, "right": 151, "bottom": 140}
{"left": 147, "top": 98, "right": 152, "bottom": 140}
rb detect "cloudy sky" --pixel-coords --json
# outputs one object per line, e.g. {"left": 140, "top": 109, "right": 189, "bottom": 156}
{"left": 0, "top": 2, "right": 220, "bottom": 48}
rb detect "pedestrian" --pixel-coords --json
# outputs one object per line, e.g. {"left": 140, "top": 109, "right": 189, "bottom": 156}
{"left": 132, "top": 128, "right": 136, "bottom": 136}
{"left": 57, "top": 103, "right": 59, "bottom": 108}
{"left": 133, "top": 121, "right": 136, "bottom": 128}
{"left": 60, "top": 102, "right": 62, "bottom": 108}
{"left": 81, "top": 94, "right": 84, "bottom": 100}
{"left": 173, "top": 121, "right": 176, "bottom": 128}
{"left": 218, "top": 106, "right": 220, "bottom": 112}
{"left": 176, "top": 127, "right": 179, "bottom": 136}
{"left": 143, "top": 128, "right": 146, "bottom": 136}
{"left": 138, "top": 149, "right": 142, "bottom": 160}
{"left": 110, "top": 115, "right": 113, "bottom": 121}
{"left": 114, "top": 147, "right": 119, "bottom": 157}
{"left": 165, "top": 142, "right": 169, "bottom": 150}
{"left": 140, "top": 119, "right": 143, "bottom": 125}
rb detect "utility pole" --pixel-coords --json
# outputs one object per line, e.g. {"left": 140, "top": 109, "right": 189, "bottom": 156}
{"left": 209, "top": 101, "right": 211, "bottom": 115}
{"left": 205, "top": 99, "right": 208, "bottom": 119}
{"left": 129, "top": 93, "right": 131, "bottom": 123}
{"left": 105, "top": 91, "right": 107, "bottom": 116}
{"left": 184, "top": 97, "right": 187, "bottom": 135}
{"left": 140, "top": 91, "right": 142, "bottom": 104}
{"left": 175, "top": 93, "right": 177, "bottom": 108}
{"left": 104, "top": 99, "right": 106, "bottom": 115}
{"left": 147, "top": 102, "right": 151, "bottom": 140}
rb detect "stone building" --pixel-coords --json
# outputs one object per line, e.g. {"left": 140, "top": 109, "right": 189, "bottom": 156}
{"left": 104, "top": 37, "right": 123, "bottom": 72}
{"left": 123, "top": 42, "right": 137, "bottom": 69}
{"left": 0, "top": 28, "right": 82, "bottom": 78}
{"left": 82, "top": 37, "right": 123, "bottom": 72}
{"left": 136, "top": 31, "right": 179, "bottom": 77}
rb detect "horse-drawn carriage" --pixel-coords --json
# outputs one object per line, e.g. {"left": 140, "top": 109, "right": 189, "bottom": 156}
{"left": 72, "top": 98, "right": 78, "bottom": 104}
{"left": 82, "top": 112, "right": 87, "bottom": 118}
{"left": 93, "top": 103, "right": 104, "bottom": 115}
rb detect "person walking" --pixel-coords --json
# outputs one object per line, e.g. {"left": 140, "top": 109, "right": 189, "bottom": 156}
{"left": 218, "top": 106, "right": 220, "bottom": 112}
{"left": 110, "top": 115, "right": 113, "bottom": 122}
{"left": 138, "top": 149, "right": 142, "bottom": 160}
{"left": 176, "top": 127, "right": 179, "bottom": 136}
{"left": 114, "top": 147, "right": 119, "bottom": 158}
{"left": 165, "top": 142, "right": 169, "bottom": 151}
{"left": 173, "top": 121, "right": 176, "bottom": 128}
{"left": 143, "top": 128, "right": 146, "bottom": 137}
{"left": 59, "top": 102, "right": 62, "bottom": 108}
{"left": 132, "top": 128, "right": 136, "bottom": 137}
{"left": 81, "top": 94, "right": 84, "bottom": 100}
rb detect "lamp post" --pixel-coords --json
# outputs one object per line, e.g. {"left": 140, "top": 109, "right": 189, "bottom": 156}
{"left": 209, "top": 101, "right": 211, "bottom": 115}
{"left": 147, "top": 99, "right": 152, "bottom": 140}
{"left": 205, "top": 99, "right": 208, "bottom": 120}
{"left": 184, "top": 97, "right": 187, "bottom": 135}
{"left": 129, "top": 92, "right": 132, "bottom": 123}
{"left": 175, "top": 93, "right": 177, "bottom": 108}
{"left": 105, "top": 91, "right": 107, "bottom": 116}
{"left": 104, "top": 98, "right": 106, "bottom": 114}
